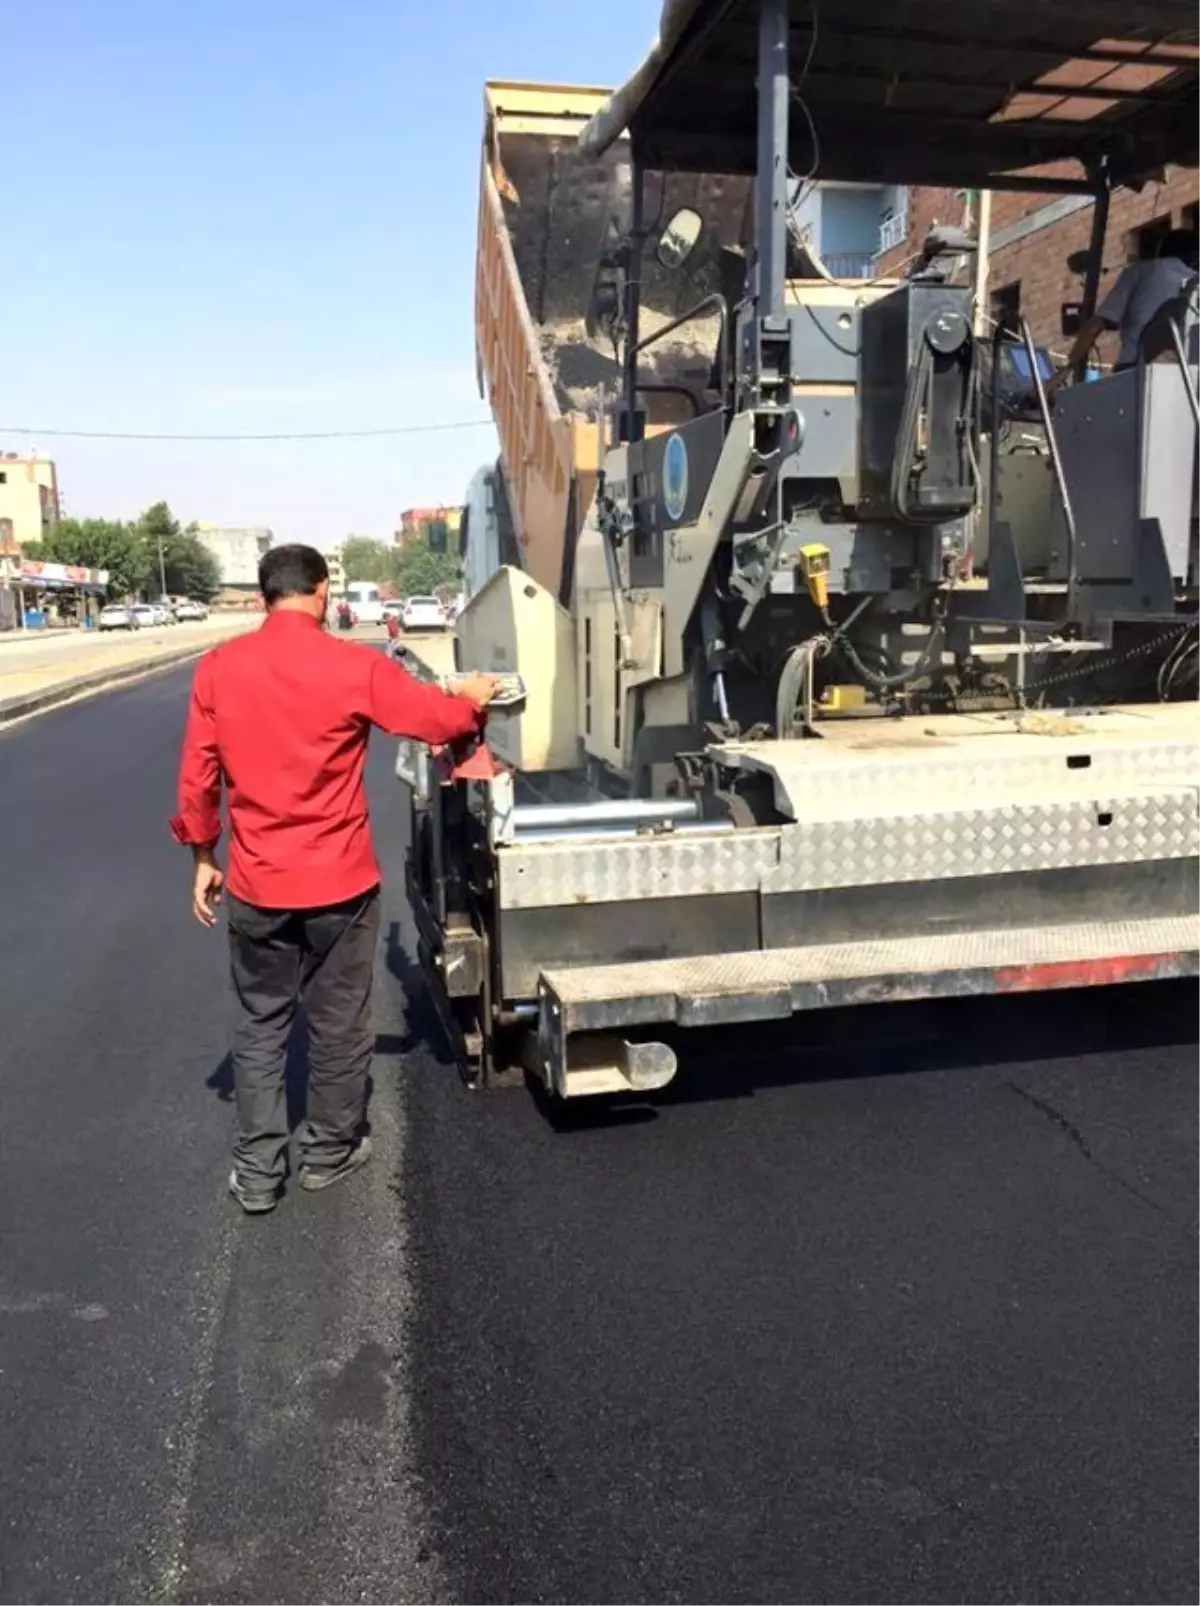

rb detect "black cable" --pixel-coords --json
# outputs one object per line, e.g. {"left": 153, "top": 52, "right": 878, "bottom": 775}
{"left": 0, "top": 418, "right": 493, "bottom": 443}
{"left": 831, "top": 618, "right": 946, "bottom": 691}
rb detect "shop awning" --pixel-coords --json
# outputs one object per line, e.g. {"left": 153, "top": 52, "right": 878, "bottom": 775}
{"left": 20, "top": 560, "right": 110, "bottom": 594}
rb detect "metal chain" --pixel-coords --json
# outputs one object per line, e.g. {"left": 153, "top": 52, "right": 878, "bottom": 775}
{"left": 1022, "top": 621, "right": 1194, "bottom": 700}
{"left": 919, "top": 621, "right": 1194, "bottom": 711}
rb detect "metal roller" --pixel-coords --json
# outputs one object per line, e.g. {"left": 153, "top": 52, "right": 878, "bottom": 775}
{"left": 513, "top": 820, "right": 731, "bottom": 845}
{"left": 512, "top": 798, "right": 699, "bottom": 834}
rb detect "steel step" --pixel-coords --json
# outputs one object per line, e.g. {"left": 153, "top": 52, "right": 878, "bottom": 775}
{"left": 538, "top": 916, "right": 1199, "bottom": 1035}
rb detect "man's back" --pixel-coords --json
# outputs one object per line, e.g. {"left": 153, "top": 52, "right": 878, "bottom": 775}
{"left": 171, "top": 610, "right": 481, "bottom": 909}
{"left": 1101, "top": 253, "right": 1197, "bottom": 367}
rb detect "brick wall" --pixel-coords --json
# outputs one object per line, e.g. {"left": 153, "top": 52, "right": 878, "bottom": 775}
{"left": 876, "top": 167, "right": 1198, "bottom": 364}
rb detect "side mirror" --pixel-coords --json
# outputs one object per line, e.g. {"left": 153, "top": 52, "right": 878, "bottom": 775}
{"left": 1060, "top": 301, "right": 1083, "bottom": 337}
{"left": 427, "top": 519, "right": 448, "bottom": 553}
{"left": 656, "top": 207, "right": 703, "bottom": 271}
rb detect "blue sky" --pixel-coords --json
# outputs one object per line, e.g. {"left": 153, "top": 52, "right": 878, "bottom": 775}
{"left": 6, "top": 0, "right": 656, "bottom": 542}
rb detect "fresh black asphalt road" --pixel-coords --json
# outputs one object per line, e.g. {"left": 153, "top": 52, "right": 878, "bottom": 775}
{"left": 0, "top": 664, "right": 1196, "bottom": 1605}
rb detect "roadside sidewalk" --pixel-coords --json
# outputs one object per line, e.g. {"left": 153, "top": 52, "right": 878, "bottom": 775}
{"left": 0, "top": 615, "right": 260, "bottom": 727}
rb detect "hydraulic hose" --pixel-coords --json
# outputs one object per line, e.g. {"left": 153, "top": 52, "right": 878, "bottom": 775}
{"left": 890, "top": 315, "right": 979, "bottom": 525}
{"left": 829, "top": 616, "right": 946, "bottom": 691}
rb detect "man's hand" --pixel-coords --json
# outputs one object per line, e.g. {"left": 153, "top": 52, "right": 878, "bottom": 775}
{"left": 1045, "top": 367, "right": 1070, "bottom": 395}
{"left": 454, "top": 672, "right": 502, "bottom": 710}
{"left": 191, "top": 847, "right": 225, "bottom": 928}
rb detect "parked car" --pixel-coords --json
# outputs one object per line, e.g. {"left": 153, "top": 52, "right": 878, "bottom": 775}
{"left": 381, "top": 600, "right": 404, "bottom": 620}
{"left": 98, "top": 605, "right": 138, "bottom": 632}
{"left": 150, "top": 599, "right": 177, "bottom": 624}
{"left": 175, "top": 599, "right": 208, "bottom": 621}
{"left": 402, "top": 595, "right": 447, "bottom": 632}
{"left": 131, "top": 603, "right": 160, "bottom": 629}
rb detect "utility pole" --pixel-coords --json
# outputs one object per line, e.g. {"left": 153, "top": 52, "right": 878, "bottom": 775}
{"left": 156, "top": 531, "right": 168, "bottom": 600}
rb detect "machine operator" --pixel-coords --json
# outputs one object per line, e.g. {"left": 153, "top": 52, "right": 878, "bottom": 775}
{"left": 1049, "top": 227, "right": 1198, "bottom": 389}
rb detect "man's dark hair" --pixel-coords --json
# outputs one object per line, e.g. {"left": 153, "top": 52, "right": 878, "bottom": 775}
{"left": 1160, "top": 229, "right": 1198, "bottom": 267}
{"left": 258, "top": 544, "right": 329, "bottom": 604}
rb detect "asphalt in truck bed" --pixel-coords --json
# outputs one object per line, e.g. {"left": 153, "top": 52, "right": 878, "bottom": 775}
{"left": 0, "top": 663, "right": 1195, "bottom": 1604}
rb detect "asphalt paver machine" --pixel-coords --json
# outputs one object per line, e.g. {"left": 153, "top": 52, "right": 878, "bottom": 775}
{"left": 401, "top": 0, "right": 1200, "bottom": 1097}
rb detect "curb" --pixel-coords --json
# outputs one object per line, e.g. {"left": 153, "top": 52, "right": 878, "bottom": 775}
{"left": 0, "top": 639, "right": 227, "bottom": 727}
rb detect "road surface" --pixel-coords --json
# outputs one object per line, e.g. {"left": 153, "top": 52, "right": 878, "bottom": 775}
{"left": 0, "top": 660, "right": 1195, "bottom": 1604}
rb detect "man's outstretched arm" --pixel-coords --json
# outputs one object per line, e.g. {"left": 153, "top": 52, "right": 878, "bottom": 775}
{"left": 364, "top": 654, "right": 497, "bottom": 743}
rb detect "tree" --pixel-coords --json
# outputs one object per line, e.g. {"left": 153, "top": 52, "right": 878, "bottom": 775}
{"left": 392, "top": 543, "right": 461, "bottom": 598}
{"left": 134, "top": 503, "right": 220, "bottom": 600}
{"left": 33, "top": 518, "right": 151, "bottom": 600}
{"left": 136, "top": 500, "right": 181, "bottom": 546}
{"left": 161, "top": 530, "right": 221, "bottom": 601}
{"left": 342, "top": 535, "right": 391, "bottom": 586}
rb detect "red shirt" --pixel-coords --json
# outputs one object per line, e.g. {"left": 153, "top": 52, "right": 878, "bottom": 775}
{"left": 170, "top": 610, "right": 483, "bottom": 909}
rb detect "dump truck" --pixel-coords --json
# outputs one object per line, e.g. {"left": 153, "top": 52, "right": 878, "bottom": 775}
{"left": 400, "top": 0, "right": 1200, "bottom": 1098}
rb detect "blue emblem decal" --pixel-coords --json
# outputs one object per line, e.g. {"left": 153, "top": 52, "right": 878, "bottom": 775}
{"left": 662, "top": 432, "right": 689, "bottom": 522}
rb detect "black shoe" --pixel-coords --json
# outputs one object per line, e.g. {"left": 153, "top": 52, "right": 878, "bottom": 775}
{"left": 228, "top": 1169, "right": 279, "bottom": 1214}
{"left": 298, "top": 1136, "right": 373, "bottom": 1193}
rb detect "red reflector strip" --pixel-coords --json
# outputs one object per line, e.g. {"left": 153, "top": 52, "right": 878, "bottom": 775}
{"left": 995, "top": 953, "right": 1183, "bottom": 993}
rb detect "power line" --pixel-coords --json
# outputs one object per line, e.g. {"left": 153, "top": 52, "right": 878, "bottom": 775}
{"left": 0, "top": 418, "right": 495, "bottom": 443}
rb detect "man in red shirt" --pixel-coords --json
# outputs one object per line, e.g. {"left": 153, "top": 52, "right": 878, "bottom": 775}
{"left": 171, "top": 544, "right": 497, "bottom": 1214}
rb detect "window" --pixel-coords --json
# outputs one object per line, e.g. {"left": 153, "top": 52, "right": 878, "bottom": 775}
{"left": 1129, "top": 215, "right": 1173, "bottom": 260}
{"left": 990, "top": 281, "right": 1021, "bottom": 335}
{"left": 879, "top": 208, "right": 908, "bottom": 255}
{"left": 0, "top": 472, "right": 6, "bottom": 484}
{"left": 878, "top": 187, "right": 909, "bottom": 255}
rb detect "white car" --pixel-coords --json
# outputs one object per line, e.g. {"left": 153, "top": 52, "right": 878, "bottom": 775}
{"left": 98, "top": 605, "right": 138, "bottom": 631}
{"left": 402, "top": 595, "right": 447, "bottom": 632}
{"left": 131, "top": 604, "right": 160, "bottom": 629}
{"left": 175, "top": 599, "right": 208, "bottom": 621}
{"left": 150, "top": 600, "right": 177, "bottom": 624}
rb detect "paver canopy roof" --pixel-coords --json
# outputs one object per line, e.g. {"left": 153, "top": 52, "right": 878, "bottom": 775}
{"left": 578, "top": 0, "right": 1199, "bottom": 191}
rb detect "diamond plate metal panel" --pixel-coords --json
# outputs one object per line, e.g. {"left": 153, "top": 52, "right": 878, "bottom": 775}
{"left": 765, "top": 788, "right": 1198, "bottom": 893}
{"left": 497, "top": 789, "right": 1197, "bottom": 909}
{"left": 711, "top": 708, "right": 1200, "bottom": 821}
{"left": 497, "top": 829, "right": 778, "bottom": 910}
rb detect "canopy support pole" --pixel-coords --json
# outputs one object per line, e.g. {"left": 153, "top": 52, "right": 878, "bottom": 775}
{"left": 755, "top": 0, "right": 790, "bottom": 318}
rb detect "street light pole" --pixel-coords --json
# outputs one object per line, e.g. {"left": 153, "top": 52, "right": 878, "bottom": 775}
{"left": 157, "top": 532, "right": 168, "bottom": 600}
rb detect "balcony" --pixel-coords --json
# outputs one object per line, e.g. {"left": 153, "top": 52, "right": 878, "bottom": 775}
{"left": 822, "top": 251, "right": 877, "bottom": 280}
{"left": 878, "top": 209, "right": 909, "bottom": 255}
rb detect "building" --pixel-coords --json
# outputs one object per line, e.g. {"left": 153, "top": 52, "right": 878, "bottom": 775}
{"left": 395, "top": 505, "right": 461, "bottom": 551}
{"left": 193, "top": 523, "right": 275, "bottom": 604}
{"left": 875, "top": 167, "right": 1198, "bottom": 365}
{"left": 788, "top": 182, "right": 903, "bottom": 279}
{"left": 322, "top": 544, "right": 346, "bottom": 594}
{"left": 0, "top": 534, "right": 21, "bottom": 632}
{"left": 0, "top": 453, "right": 62, "bottom": 631}
{"left": 0, "top": 452, "right": 59, "bottom": 552}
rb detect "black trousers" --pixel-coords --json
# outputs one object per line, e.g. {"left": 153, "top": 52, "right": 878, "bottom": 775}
{"left": 226, "top": 886, "right": 381, "bottom": 1188}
